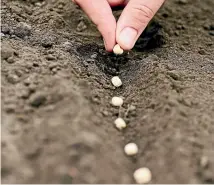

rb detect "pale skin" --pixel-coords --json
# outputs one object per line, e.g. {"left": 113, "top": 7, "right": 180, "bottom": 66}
{"left": 73, "top": 0, "right": 165, "bottom": 51}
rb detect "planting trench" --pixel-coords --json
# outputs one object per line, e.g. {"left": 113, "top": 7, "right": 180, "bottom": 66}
{"left": 1, "top": 0, "right": 214, "bottom": 183}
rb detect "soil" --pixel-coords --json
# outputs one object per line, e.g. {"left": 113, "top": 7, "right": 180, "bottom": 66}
{"left": 1, "top": 0, "right": 214, "bottom": 183}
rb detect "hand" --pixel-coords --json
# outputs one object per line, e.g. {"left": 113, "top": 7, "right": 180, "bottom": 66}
{"left": 73, "top": 0, "right": 165, "bottom": 51}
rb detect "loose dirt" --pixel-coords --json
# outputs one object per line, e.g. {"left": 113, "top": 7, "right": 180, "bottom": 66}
{"left": 1, "top": 0, "right": 214, "bottom": 183}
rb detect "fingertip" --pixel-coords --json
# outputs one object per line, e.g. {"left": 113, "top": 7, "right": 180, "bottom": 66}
{"left": 98, "top": 22, "right": 116, "bottom": 52}
{"left": 107, "top": 0, "right": 125, "bottom": 6}
{"left": 103, "top": 39, "right": 116, "bottom": 52}
{"left": 117, "top": 43, "right": 132, "bottom": 50}
{"left": 116, "top": 41, "right": 133, "bottom": 50}
{"left": 116, "top": 27, "right": 137, "bottom": 50}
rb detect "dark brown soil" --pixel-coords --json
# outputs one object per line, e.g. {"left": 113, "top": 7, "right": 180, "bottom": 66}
{"left": 1, "top": 0, "right": 214, "bottom": 183}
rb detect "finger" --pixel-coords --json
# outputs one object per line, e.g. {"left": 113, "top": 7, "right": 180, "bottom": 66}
{"left": 116, "top": 0, "right": 165, "bottom": 50}
{"left": 74, "top": 0, "right": 116, "bottom": 51}
{"left": 107, "top": 0, "right": 125, "bottom": 6}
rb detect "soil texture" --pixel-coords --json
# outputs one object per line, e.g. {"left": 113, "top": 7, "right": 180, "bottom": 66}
{"left": 1, "top": 0, "right": 214, "bottom": 183}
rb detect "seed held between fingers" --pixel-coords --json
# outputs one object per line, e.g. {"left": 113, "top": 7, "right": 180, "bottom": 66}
{"left": 133, "top": 167, "right": 152, "bottom": 184}
{"left": 113, "top": 44, "right": 123, "bottom": 55}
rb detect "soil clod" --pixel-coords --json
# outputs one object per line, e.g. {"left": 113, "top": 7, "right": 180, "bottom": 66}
{"left": 29, "top": 93, "right": 47, "bottom": 107}
{"left": 1, "top": 44, "right": 15, "bottom": 60}
{"left": 13, "top": 22, "right": 32, "bottom": 38}
{"left": 77, "top": 21, "right": 87, "bottom": 32}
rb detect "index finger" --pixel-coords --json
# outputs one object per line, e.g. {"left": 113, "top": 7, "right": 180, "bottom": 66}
{"left": 74, "top": 0, "right": 116, "bottom": 51}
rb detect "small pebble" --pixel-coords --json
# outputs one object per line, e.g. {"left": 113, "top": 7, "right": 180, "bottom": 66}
{"left": 7, "top": 74, "right": 19, "bottom": 84}
{"left": 1, "top": 33, "right": 5, "bottom": 37}
{"left": 111, "top": 97, "right": 123, "bottom": 106}
{"left": 90, "top": 53, "right": 97, "bottom": 59}
{"left": 46, "top": 54, "right": 56, "bottom": 60}
{"left": 35, "top": 2, "right": 42, "bottom": 6}
{"left": 133, "top": 167, "right": 152, "bottom": 184}
{"left": 58, "top": 4, "right": 64, "bottom": 9}
{"left": 114, "top": 117, "right": 126, "bottom": 130}
{"left": 41, "top": 35, "right": 56, "bottom": 48}
{"left": 7, "top": 57, "right": 15, "bottom": 64}
{"left": 1, "top": 44, "right": 14, "bottom": 59}
{"left": 102, "top": 110, "right": 109, "bottom": 116}
{"left": 129, "top": 105, "right": 136, "bottom": 111}
{"left": 76, "top": 21, "right": 87, "bottom": 32}
{"left": 200, "top": 156, "right": 208, "bottom": 168}
{"left": 176, "top": 0, "right": 188, "bottom": 4}
{"left": 113, "top": 44, "right": 123, "bottom": 55}
{"left": 124, "top": 143, "right": 138, "bottom": 156}
{"left": 111, "top": 76, "right": 122, "bottom": 87}
{"left": 62, "top": 41, "right": 73, "bottom": 51}
{"left": 1, "top": 24, "right": 10, "bottom": 34}
{"left": 29, "top": 93, "right": 46, "bottom": 107}
{"left": 49, "top": 63, "right": 58, "bottom": 70}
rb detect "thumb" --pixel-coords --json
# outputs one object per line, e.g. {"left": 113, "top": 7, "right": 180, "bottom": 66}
{"left": 116, "top": 0, "right": 165, "bottom": 50}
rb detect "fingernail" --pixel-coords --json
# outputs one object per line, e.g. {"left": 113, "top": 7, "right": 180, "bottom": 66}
{"left": 119, "top": 27, "right": 137, "bottom": 49}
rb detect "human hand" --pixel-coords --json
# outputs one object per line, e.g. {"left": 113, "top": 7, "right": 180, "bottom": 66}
{"left": 73, "top": 0, "right": 165, "bottom": 51}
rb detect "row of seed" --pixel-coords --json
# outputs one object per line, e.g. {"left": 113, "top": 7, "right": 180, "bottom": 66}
{"left": 111, "top": 45, "right": 152, "bottom": 184}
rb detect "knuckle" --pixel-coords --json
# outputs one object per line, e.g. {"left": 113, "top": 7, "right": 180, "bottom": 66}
{"left": 132, "top": 3, "right": 154, "bottom": 22}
